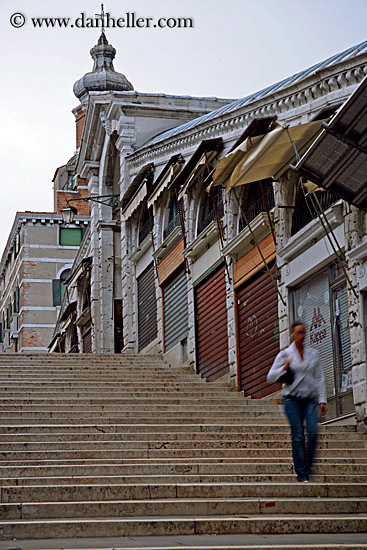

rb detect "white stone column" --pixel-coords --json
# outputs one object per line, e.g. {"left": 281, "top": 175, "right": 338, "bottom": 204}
{"left": 120, "top": 218, "right": 136, "bottom": 353}
{"left": 273, "top": 173, "right": 298, "bottom": 350}
{"left": 88, "top": 167, "right": 101, "bottom": 353}
{"left": 344, "top": 204, "right": 367, "bottom": 432}
{"left": 97, "top": 220, "right": 117, "bottom": 353}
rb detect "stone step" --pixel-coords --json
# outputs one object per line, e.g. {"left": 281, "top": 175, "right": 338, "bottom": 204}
{"left": 1, "top": 450, "right": 366, "bottom": 463}
{"left": 0, "top": 417, "right": 290, "bottom": 425}
{"left": 0, "top": 375, "right": 208, "bottom": 383}
{"left": 1, "top": 384, "right": 234, "bottom": 397}
{"left": 1, "top": 515, "right": 367, "bottom": 539}
{"left": 1, "top": 497, "right": 367, "bottom": 520}
{"left": 2, "top": 457, "right": 365, "bottom": 468}
{"left": 4, "top": 461, "right": 366, "bottom": 478}
{"left": 0, "top": 431, "right": 360, "bottom": 442}
{"left": 1, "top": 460, "right": 366, "bottom": 475}
{"left": 2, "top": 482, "right": 367, "bottom": 503}
{"left": 0, "top": 404, "right": 283, "bottom": 415}
{"left": 0, "top": 423, "right": 352, "bottom": 433}
{"left": 2, "top": 473, "right": 367, "bottom": 486}
{"left": 1, "top": 439, "right": 366, "bottom": 451}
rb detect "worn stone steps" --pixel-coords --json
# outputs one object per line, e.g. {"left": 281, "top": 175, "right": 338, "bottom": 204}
{"left": 0, "top": 353, "right": 365, "bottom": 541}
{"left": 1, "top": 515, "right": 367, "bottom": 539}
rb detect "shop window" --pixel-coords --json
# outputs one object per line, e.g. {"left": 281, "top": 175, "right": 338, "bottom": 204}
{"left": 164, "top": 196, "right": 183, "bottom": 239}
{"left": 197, "top": 186, "right": 224, "bottom": 236}
{"left": 59, "top": 228, "right": 83, "bottom": 246}
{"left": 239, "top": 180, "right": 274, "bottom": 232}
{"left": 52, "top": 269, "right": 71, "bottom": 306}
{"left": 291, "top": 188, "right": 337, "bottom": 236}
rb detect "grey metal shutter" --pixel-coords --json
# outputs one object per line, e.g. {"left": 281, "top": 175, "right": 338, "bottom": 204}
{"left": 138, "top": 263, "right": 157, "bottom": 352}
{"left": 52, "top": 280, "right": 61, "bottom": 306}
{"left": 293, "top": 270, "right": 334, "bottom": 398}
{"left": 163, "top": 269, "right": 188, "bottom": 352}
{"left": 334, "top": 284, "right": 352, "bottom": 393}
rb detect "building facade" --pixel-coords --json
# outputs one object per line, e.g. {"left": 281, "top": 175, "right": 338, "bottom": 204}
{"left": 56, "top": 34, "right": 367, "bottom": 431}
{"left": 0, "top": 209, "right": 89, "bottom": 353}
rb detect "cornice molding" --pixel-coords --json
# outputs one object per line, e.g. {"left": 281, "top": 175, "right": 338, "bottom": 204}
{"left": 126, "top": 58, "right": 367, "bottom": 171}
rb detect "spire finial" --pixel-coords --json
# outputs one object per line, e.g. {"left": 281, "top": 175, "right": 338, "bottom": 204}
{"left": 95, "top": 3, "right": 106, "bottom": 33}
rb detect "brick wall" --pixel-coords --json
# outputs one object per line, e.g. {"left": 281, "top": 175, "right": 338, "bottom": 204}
{"left": 56, "top": 187, "right": 90, "bottom": 216}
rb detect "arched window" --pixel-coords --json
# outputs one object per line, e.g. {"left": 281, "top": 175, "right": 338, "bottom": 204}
{"left": 291, "top": 187, "right": 337, "bottom": 236}
{"left": 239, "top": 180, "right": 275, "bottom": 232}
{"left": 138, "top": 204, "right": 153, "bottom": 245}
{"left": 52, "top": 268, "right": 71, "bottom": 306}
{"left": 197, "top": 187, "right": 224, "bottom": 236}
{"left": 164, "top": 196, "right": 183, "bottom": 239}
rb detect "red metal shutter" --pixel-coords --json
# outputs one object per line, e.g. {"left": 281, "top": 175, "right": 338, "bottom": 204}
{"left": 195, "top": 265, "right": 229, "bottom": 381}
{"left": 236, "top": 263, "right": 280, "bottom": 398}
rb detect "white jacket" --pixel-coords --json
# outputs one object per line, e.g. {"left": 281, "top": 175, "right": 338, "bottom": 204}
{"left": 267, "top": 342, "right": 327, "bottom": 404}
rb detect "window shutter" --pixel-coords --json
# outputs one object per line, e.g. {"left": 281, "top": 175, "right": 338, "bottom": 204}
{"left": 52, "top": 279, "right": 62, "bottom": 306}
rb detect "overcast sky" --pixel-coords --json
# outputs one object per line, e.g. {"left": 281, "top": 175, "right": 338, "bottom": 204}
{"left": 0, "top": 0, "right": 366, "bottom": 253}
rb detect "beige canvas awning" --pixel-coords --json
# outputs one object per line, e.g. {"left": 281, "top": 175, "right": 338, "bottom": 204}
{"left": 226, "top": 120, "right": 324, "bottom": 190}
{"left": 121, "top": 182, "right": 147, "bottom": 221}
{"left": 209, "top": 135, "right": 263, "bottom": 191}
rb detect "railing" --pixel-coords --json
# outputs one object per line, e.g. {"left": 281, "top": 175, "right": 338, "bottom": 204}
{"left": 163, "top": 213, "right": 182, "bottom": 240}
{"left": 62, "top": 175, "right": 76, "bottom": 191}
{"left": 239, "top": 186, "right": 275, "bottom": 232}
{"left": 138, "top": 219, "right": 152, "bottom": 244}
{"left": 291, "top": 191, "right": 338, "bottom": 236}
{"left": 197, "top": 200, "right": 224, "bottom": 236}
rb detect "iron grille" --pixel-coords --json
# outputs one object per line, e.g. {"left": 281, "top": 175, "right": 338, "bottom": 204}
{"left": 197, "top": 189, "right": 224, "bottom": 236}
{"left": 291, "top": 191, "right": 337, "bottom": 236}
{"left": 163, "top": 213, "right": 182, "bottom": 239}
{"left": 239, "top": 185, "right": 275, "bottom": 232}
{"left": 138, "top": 219, "right": 151, "bottom": 244}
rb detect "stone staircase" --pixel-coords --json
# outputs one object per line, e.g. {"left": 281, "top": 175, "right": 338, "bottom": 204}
{"left": 0, "top": 353, "right": 366, "bottom": 546}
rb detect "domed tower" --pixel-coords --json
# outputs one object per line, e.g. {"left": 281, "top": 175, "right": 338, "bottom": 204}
{"left": 73, "top": 31, "right": 134, "bottom": 100}
{"left": 72, "top": 32, "right": 134, "bottom": 148}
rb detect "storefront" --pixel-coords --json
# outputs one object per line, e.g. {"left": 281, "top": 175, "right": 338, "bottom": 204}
{"left": 292, "top": 264, "right": 352, "bottom": 418}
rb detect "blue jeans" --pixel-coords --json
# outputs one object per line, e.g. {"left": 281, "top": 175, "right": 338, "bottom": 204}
{"left": 283, "top": 395, "right": 319, "bottom": 481}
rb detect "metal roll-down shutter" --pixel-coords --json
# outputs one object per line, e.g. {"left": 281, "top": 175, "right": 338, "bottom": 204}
{"left": 195, "top": 264, "right": 229, "bottom": 382}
